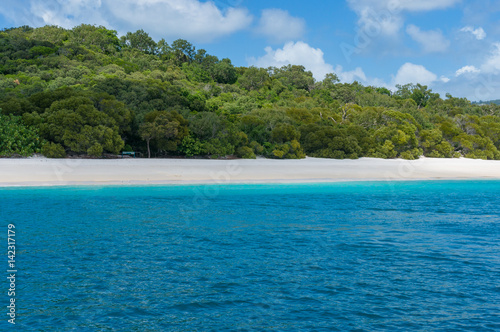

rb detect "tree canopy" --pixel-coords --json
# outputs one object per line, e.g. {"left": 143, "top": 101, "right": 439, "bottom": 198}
{"left": 1, "top": 25, "right": 499, "bottom": 160}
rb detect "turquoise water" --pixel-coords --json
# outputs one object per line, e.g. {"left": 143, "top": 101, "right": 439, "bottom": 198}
{"left": 1, "top": 181, "right": 499, "bottom": 331}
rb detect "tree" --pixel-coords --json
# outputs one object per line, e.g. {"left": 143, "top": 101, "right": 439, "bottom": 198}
{"left": 189, "top": 112, "right": 223, "bottom": 140}
{"left": 120, "top": 29, "right": 157, "bottom": 54}
{"left": 0, "top": 114, "right": 43, "bottom": 156}
{"left": 394, "top": 83, "right": 439, "bottom": 108}
{"left": 70, "top": 24, "right": 120, "bottom": 53}
{"left": 39, "top": 96, "right": 124, "bottom": 156}
{"left": 157, "top": 38, "right": 171, "bottom": 58}
{"left": 4, "top": 24, "right": 500, "bottom": 161}
{"left": 139, "top": 122, "right": 155, "bottom": 158}
{"left": 140, "top": 110, "right": 188, "bottom": 157}
{"left": 210, "top": 58, "right": 237, "bottom": 84}
{"left": 171, "top": 39, "right": 195, "bottom": 64}
{"left": 272, "top": 64, "right": 315, "bottom": 90}
{"left": 321, "top": 73, "right": 340, "bottom": 90}
{"left": 238, "top": 67, "right": 270, "bottom": 91}
{"left": 28, "top": 25, "right": 69, "bottom": 45}
{"left": 270, "top": 123, "right": 300, "bottom": 144}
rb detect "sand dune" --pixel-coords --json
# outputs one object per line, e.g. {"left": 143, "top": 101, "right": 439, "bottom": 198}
{"left": 0, "top": 157, "right": 499, "bottom": 186}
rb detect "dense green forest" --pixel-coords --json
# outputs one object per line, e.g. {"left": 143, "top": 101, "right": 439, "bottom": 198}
{"left": 1, "top": 25, "right": 500, "bottom": 160}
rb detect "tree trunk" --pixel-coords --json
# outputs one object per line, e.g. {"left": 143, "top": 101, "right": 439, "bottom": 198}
{"left": 146, "top": 139, "right": 151, "bottom": 158}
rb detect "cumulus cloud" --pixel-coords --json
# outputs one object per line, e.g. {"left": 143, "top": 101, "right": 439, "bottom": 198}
{"left": 334, "top": 65, "right": 367, "bottom": 83}
{"left": 32, "top": 0, "right": 109, "bottom": 28}
{"left": 406, "top": 24, "right": 449, "bottom": 53}
{"left": 346, "top": 0, "right": 402, "bottom": 37}
{"left": 255, "top": 9, "right": 305, "bottom": 43}
{"left": 432, "top": 72, "right": 500, "bottom": 102}
{"left": 248, "top": 41, "right": 334, "bottom": 80}
{"left": 455, "top": 65, "right": 480, "bottom": 76}
{"left": 0, "top": 0, "right": 109, "bottom": 28}
{"left": 480, "top": 43, "right": 500, "bottom": 73}
{"left": 393, "top": 62, "right": 437, "bottom": 86}
{"left": 460, "top": 26, "right": 486, "bottom": 40}
{"left": 110, "top": 0, "right": 253, "bottom": 42}
{"left": 346, "top": 0, "right": 460, "bottom": 37}
{"left": 2, "top": 0, "right": 253, "bottom": 42}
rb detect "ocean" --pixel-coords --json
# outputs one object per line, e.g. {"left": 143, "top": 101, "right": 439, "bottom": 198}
{"left": 1, "top": 181, "right": 499, "bottom": 331}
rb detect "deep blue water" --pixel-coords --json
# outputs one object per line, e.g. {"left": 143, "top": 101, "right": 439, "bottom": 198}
{"left": 1, "top": 181, "right": 499, "bottom": 331}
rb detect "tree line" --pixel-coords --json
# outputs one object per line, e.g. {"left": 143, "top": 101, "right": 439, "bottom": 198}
{"left": 1, "top": 25, "right": 499, "bottom": 160}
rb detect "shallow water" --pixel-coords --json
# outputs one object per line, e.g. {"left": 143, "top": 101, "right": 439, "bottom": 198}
{"left": 1, "top": 181, "right": 499, "bottom": 331}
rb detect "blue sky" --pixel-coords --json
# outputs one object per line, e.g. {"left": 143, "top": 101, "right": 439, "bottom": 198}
{"left": 1, "top": 0, "right": 500, "bottom": 101}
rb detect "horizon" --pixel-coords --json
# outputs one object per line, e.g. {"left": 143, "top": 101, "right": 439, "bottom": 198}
{"left": 1, "top": 0, "right": 499, "bottom": 102}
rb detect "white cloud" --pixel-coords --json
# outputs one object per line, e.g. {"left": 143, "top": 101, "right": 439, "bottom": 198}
{"left": 7, "top": 0, "right": 253, "bottom": 42}
{"left": 394, "top": 0, "right": 461, "bottom": 11}
{"left": 249, "top": 43, "right": 384, "bottom": 86}
{"left": 346, "top": 1, "right": 402, "bottom": 37}
{"left": 431, "top": 45, "right": 500, "bottom": 101}
{"left": 31, "top": 0, "right": 109, "bottom": 28}
{"left": 248, "top": 41, "right": 334, "bottom": 80}
{"left": 460, "top": 26, "right": 486, "bottom": 40}
{"left": 455, "top": 65, "right": 480, "bottom": 76}
{"left": 348, "top": 0, "right": 459, "bottom": 12}
{"left": 440, "top": 76, "right": 450, "bottom": 83}
{"left": 432, "top": 72, "right": 500, "bottom": 102}
{"left": 480, "top": 43, "right": 500, "bottom": 73}
{"left": 346, "top": 0, "right": 460, "bottom": 37}
{"left": 406, "top": 24, "right": 449, "bottom": 53}
{"left": 109, "top": 0, "right": 253, "bottom": 42}
{"left": 255, "top": 9, "right": 305, "bottom": 43}
{"left": 334, "top": 65, "right": 367, "bottom": 83}
{"left": 393, "top": 62, "right": 437, "bottom": 85}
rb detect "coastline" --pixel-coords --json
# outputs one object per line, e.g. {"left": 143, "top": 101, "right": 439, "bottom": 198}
{"left": 0, "top": 157, "right": 499, "bottom": 187}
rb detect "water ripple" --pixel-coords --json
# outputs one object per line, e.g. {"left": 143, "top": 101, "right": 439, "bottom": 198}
{"left": 0, "top": 181, "right": 499, "bottom": 331}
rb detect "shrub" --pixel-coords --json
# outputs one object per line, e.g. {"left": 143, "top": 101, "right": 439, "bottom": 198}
{"left": 122, "top": 144, "right": 133, "bottom": 152}
{"left": 236, "top": 146, "right": 256, "bottom": 159}
{"left": 41, "top": 142, "right": 66, "bottom": 158}
{"left": 87, "top": 143, "right": 103, "bottom": 157}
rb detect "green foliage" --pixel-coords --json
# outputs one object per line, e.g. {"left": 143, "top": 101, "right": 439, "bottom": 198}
{"left": 140, "top": 110, "right": 189, "bottom": 157}
{"left": 238, "top": 67, "right": 270, "bottom": 91}
{"left": 2, "top": 24, "right": 500, "bottom": 160}
{"left": 38, "top": 95, "right": 125, "bottom": 156}
{"left": 122, "top": 144, "right": 133, "bottom": 152}
{"left": 210, "top": 58, "right": 238, "bottom": 84}
{"left": 249, "top": 141, "right": 264, "bottom": 155}
{"left": 202, "top": 138, "right": 234, "bottom": 158}
{"left": 301, "top": 125, "right": 362, "bottom": 159}
{"left": 420, "top": 129, "right": 453, "bottom": 158}
{"left": 236, "top": 146, "right": 256, "bottom": 159}
{"left": 41, "top": 142, "right": 66, "bottom": 158}
{"left": 70, "top": 24, "right": 120, "bottom": 54}
{"left": 394, "top": 83, "right": 439, "bottom": 108}
{"left": 399, "top": 148, "right": 423, "bottom": 160}
{"left": 272, "top": 64, "right": 314, "bottom": 91}
{"left": 271, "top": 140, "right": 305, "bottom": 159}
{"left": 179, "top": 135, "right": 203, "bottom": 157}
{"left": 170, "top": 39, "right": 195, "bottom": 64}
{"left": 120, "top": 29, "right": 157, "bottom": 54}
{"left": 0, "top": 114, "right": 43, "bottom": 156}
{"left": 271, "top": 123, "right": 300, "bottom": 144}
{"left": 87, "top": 143, "right": 104, "bottom": 157}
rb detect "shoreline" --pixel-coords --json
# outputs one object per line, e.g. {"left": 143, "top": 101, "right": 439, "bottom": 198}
{"left": 0, "top": 157, "right": 499, "bottom": 187}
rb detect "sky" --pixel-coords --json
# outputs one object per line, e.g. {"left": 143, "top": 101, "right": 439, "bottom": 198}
{"left": 1, "top": 0, "right": 500, "bottom": 101}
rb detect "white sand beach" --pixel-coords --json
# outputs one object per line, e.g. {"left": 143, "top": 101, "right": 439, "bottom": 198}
{"left": 0, "top": 157, "right": 499, "bottom": 187}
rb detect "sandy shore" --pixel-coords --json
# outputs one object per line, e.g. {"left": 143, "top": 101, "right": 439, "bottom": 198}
{"left": 0, "top": 157, "right": 499, "bottom": 187}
